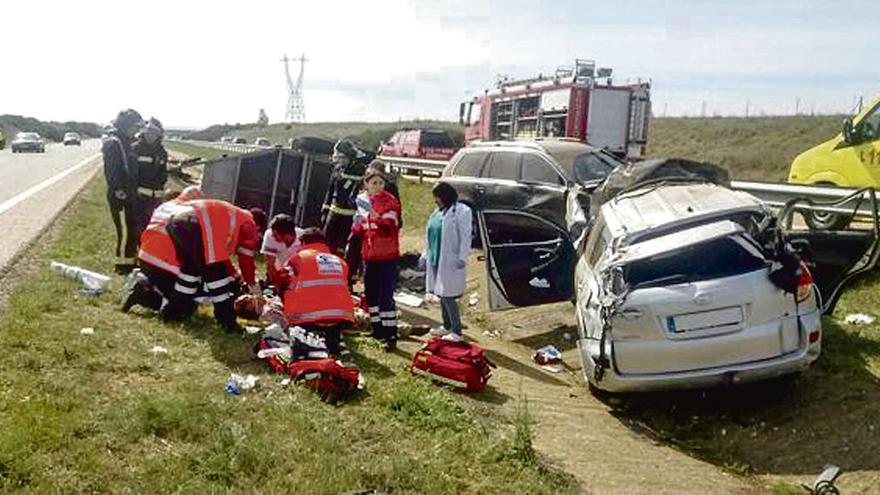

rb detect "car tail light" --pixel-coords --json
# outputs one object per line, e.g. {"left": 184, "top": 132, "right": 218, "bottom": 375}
{"left": 796, "top": 262, "right": 813, "bottom": 303}
{"left": 808, "top": 330, "right": 820, "bottom": 344}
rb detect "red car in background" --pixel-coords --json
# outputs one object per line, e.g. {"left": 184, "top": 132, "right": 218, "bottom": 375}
{"left": 378, "top": 128, "right": 457, "bottom": 160}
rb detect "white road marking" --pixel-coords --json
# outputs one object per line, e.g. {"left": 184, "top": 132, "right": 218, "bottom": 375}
{"left": 0, "top": 153, "right": 100, "bottom": 217}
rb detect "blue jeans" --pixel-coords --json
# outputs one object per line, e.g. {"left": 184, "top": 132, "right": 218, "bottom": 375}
{"left": 440, "top": 296, "right": 462, "bottom": 335}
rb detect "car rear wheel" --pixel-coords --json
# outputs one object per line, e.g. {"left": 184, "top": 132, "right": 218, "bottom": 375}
{"left": 804, "top": 182, "right": 851, "bottom": 230}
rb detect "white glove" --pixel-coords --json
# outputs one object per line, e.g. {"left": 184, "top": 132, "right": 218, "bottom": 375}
{"left": 114, "top": 189, "right": 128, "bottom": 200}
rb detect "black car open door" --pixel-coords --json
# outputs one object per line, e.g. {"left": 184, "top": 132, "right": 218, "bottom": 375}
{"left": 780, "top": 188, "right": 880, "bottom": 314}
{"left": 478, "top": 209, "right": 576, "bottom": 311}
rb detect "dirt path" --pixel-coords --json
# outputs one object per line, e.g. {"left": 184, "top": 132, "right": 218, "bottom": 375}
{"left": 397, "top": 269, "right": 762, "bottom": 494}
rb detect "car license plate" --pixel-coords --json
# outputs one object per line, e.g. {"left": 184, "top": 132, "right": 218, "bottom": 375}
{"left": 666, "top": 306, "right": 743, "bottom": 333}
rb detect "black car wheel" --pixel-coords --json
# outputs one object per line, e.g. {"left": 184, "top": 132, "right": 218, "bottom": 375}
{"left": 804, "top": 182, "right": 851, "bottom": 230}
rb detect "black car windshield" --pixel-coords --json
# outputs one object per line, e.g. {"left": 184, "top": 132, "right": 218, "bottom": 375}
{"left": 547, "top": 148, "right": 623, "bottom": 183}
{"left": 20, "top": 133, "right": 40, "bottom": 140}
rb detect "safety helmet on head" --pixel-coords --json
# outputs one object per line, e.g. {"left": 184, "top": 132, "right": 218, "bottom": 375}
{"left": 139, "top": 118, "right": 164, "bottom": 145}
{"left": 332, "top": 139, "right": 364, "bottom": 162}
{"left": 177, "top": 186, "right": 202, "bottom": 202}
{"left": 113, "top": 109, "right": 144, "bottom": 138}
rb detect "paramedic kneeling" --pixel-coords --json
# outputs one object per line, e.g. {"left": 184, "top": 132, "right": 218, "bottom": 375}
{"left": 283, "top": 228, "right": 355, "bottom": 355}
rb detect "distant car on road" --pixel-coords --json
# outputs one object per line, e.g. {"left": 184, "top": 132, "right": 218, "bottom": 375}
{"left": 220, "top": 136, "right": 233, "bottom": 143}
{"left": 0, "top": 129, "right": 5, "bottom": 150}
{"left": 254, "top": 137, "right": 271, "bottom": 147}
{"left": 63, "top": 132, "right": 82, "bottom": 146}
{"left": 379, "top": 128, "right": 457, "bottom": 160}
{"left": 233, "top": 137, "right": 247, "bottom": 145}
{"left": 11, "top": 132, "right": 46, "bottom": 153}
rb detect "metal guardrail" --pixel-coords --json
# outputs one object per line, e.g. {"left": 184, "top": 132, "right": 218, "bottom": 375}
{"left": 167, "top": 139, "right": 269, "bottom": 154}
{"left": 168, "top": 142, "right": 875, "bottom": 216}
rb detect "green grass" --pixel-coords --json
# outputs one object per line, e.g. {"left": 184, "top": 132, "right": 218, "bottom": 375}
{"left": 0, "top": 179, "right": 579, "bottom": 493}
{"left": 646, "top": 115, "right": 845, "bottom": 181}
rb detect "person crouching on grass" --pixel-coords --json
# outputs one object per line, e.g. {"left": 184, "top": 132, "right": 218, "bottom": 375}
{"left": 422, "top": 182, "right": 472, "bottom": 342}
{"left": 351, "top": 169, "right": 402, "bottom": 351}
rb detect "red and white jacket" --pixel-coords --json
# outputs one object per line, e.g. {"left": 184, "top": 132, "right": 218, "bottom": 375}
{"left": 188, "top": 199, "right": 260, "bottom": 285}
{"left": 351, "top": 190, "right": 401, "bottom": 262}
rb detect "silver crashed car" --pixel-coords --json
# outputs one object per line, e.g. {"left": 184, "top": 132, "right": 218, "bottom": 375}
{"left": 476, "top": 158, "right": 880, "bottom": 393}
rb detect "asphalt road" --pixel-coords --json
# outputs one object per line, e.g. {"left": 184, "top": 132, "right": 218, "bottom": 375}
{"left": 0, "top": 140, "right": 103, "bottom": 271}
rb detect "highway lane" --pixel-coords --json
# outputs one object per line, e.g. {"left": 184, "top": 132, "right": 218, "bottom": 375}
{"left": 0, "top": 140, "right": 102, "bottom": 204}
{"left": 0, "top": 140, "right": 104, "bottom": 271}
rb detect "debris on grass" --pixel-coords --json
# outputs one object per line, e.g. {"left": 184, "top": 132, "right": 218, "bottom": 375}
{"left": 80, "top": 327, "right": 95, "bottom": 335}
{"left": 533, "top": 345, "right": 562, "bottom": 365}
{"left": 51, "top": 261, "right": 111, "bottom": 292}
{"left": 468, "top": 292, "right": 480, "bottom": 307}
{"left": 149, "top": 346, "right": 169, "bottom": 354}
{"left": 394, "top": 292, "right": 424, "bottom": 308}
{"left": 844, "top": 313, "right": 875, "bottom": 325}
{"left": 225, "top": 373, "right": 259, "bottom": 395}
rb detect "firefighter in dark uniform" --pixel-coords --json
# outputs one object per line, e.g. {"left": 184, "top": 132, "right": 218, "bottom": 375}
{"left": 102, "top": 109, "right": 144, "bottom": 274}
{"left": 132, "top": 117, "right": 168, "bottom": 233}
{"left": 321, "top": 139, "right": 374, "bottom": 256}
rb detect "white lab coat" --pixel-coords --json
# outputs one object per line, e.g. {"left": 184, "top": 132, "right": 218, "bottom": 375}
{"left": 424, "top": 202, "right": 473, "bottom": 298}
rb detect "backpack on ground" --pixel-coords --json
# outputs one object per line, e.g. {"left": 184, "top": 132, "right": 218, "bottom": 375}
{"left": 288, "top": 358, "right": 363, "bottom": 399}
{"left": 410, "top": 338, "right": 495, "bottom": 392}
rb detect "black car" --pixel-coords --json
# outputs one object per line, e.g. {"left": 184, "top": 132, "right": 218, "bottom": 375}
{"left": 11, "top": 132, "right": 46, "bottom": 153}
{"left": 440, "top": 139, "right": 623, "bottom": 240}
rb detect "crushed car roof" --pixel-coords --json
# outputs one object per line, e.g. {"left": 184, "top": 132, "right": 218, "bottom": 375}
{"left": 602, "top": 183, "right": 765, "bottom": 240}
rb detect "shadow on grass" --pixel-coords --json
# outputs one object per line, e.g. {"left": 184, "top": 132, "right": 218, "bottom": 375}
{"left": 601, "top": 320, "right": 880, "bottom": 476}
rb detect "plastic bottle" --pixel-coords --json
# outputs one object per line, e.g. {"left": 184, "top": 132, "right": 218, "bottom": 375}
{"left": 50, "top": 261, "right": 111, "bottom": 291}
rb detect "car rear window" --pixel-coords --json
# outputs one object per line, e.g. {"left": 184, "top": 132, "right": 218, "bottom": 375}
{"left": 483, "top": 152, "right": 520, "bottom": 181}
{"left": 623, "top": 236, "right": 766, "bottom": 289}
{"left": 521, "top": 154, "right": 563, "bottom": 185}
{"left": 452, "top": 152, "right": 487, "bottom": 177}
{"left": 420, "top": 131, "right": 454, "bottom": 148}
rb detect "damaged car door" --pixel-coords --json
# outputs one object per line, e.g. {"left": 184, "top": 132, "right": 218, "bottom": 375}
{"left": 779, "top": 188, "right": 880, "bottom": 314}
{"left": 478, "top": 209, "right": 576, "bottom": 310}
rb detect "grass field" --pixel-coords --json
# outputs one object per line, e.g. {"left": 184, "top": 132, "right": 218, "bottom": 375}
{"left": 0, "top": 178, "right": 578, "bottom": 493}
{"left": 646, "top": 115, "right": 845, "bottom": 181}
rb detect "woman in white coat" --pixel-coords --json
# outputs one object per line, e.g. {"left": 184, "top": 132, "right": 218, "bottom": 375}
{"left": 422, "top": 182, "right": 473, "bottom": 342}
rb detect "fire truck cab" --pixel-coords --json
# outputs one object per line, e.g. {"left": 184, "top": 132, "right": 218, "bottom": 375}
{"left": 460, "top": 60, "right": 651, "bottom": 159}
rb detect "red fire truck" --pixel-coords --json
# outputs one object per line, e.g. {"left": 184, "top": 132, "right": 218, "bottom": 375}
{"left": 459, "top": 60, "right": 651, "bottom": 159}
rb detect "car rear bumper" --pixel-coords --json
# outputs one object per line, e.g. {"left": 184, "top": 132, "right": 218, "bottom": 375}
{"left": 582, "top": 310, "right": 821, "bottom": 393}
{"left": 13, "top": 144, "right": 45, "bottom": 151}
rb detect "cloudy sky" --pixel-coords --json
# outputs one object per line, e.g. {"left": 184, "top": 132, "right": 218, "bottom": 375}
{"left": 1, "top": 0, "right": 877, "bottom": 128}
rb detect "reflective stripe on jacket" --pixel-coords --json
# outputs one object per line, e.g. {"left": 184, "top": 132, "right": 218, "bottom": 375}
{"left": 283, "top": 243, "right": 354, "bottom": 325}
{"left": 188, "top": 199, "right": 259, "bottom": 285}
{"left": 137, "top": 199, "right": 192, "bottom": 275}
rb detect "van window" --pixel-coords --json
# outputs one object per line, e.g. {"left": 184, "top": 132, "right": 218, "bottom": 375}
{"left": 453, "top": 152, "right": 487, "bottom": 177}
{"left": 858, "top": 103, "right": 880, "bottom": 142}
{"left": 624, "top": 236, "right": 766, "bottom": 289}
{"left": 469, "top": 103, "right": 482, "bottom": 125}
{"left": 521, "top": 154, "right": 563, "bottom": 185}
{"left": 421, "top": 131, "right": 455, "bottom": 148}
{"left": 483, "top": 152, "right": 520, "bottom": 181}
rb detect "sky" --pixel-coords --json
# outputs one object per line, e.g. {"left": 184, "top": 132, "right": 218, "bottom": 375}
{"left": 0, "top": 0, "right": 877, "bottom": 128}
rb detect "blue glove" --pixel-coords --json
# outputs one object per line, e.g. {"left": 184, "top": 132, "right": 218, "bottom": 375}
{"left": 417, "top": 255, "right": 427, "bottom": 270}
{"left": 456, "top": 259, "right": 467, "bottom": 270}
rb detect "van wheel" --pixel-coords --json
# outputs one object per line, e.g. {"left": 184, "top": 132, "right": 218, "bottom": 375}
{"left": 805, "top": 182, "right": 851, "bottom": 230}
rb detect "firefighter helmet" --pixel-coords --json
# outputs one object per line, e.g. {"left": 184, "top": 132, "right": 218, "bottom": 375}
{"left": 113, "top": 109, "right": 144, "bottom": 138}
{"left": 139, "top": 118, "right": 164, "bottom": 145}
{"left": 332, "top": 139, "right": 364, "bottom": 162}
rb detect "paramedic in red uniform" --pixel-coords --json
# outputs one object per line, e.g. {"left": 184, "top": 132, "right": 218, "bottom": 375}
{"left": 164, "top": 198, "right": 261, "bottom": 331}
{"left": 351, "top": 169, "right": 401, "bottom": 351}
{"left": 121, "top": 186, "right": 203, "bottom": 313}
{"left": 283, "top": 228, "right": 355, "bottom": 355}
